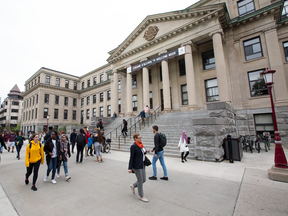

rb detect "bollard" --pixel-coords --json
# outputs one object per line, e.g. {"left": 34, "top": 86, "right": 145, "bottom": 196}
{"left": 227, "top": 134, "right": 234, "bottom": 163}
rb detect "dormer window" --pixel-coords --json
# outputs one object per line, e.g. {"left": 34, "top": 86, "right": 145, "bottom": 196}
{"left": 237, "top": 0, "right": 255, "bottom": 16}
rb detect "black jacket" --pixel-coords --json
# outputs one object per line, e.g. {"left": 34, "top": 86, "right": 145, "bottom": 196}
{"left": 76, "top": 133, "right": 86, "bottom": 147}
{"left": 44, "top": 131, "right": 53, "bottom": 142}
{"left": 153, "top": 133, "right": 163, "bottom": 154}
{"left": 44, "top": 137, "right": 61, "bottom": 166}
{"left": 128, "top": 143, "right": 145, "bottom": 170}
{"left": 0, "top": 136, "right": 6, "bottom": 149}
{"left": 70, "top": 132, "right": 77, "bottom": 143}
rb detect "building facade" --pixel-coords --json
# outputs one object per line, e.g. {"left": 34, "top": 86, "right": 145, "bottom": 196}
{"left": 21, "top": 0, "right": 288, "bottom": 139}
{"left": 0, "top": 85, "right": 23, "bottom": 128}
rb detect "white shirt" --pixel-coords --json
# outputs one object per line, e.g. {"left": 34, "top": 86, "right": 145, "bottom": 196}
{"left": 51, "top": 139, "right": 57, "bottom": 158}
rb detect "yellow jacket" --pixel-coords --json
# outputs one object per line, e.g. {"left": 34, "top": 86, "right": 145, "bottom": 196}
{"left": 25, "top": 140, "right": 44, "bottom": 167}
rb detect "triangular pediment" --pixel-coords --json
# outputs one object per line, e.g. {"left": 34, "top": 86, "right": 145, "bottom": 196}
{"left": 107, "top": 3, "right": 226, "bottom": 64}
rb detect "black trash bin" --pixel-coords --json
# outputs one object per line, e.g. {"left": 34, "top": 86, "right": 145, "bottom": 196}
{"left": 223, "top": 136, "right": 243, "bottom": 161}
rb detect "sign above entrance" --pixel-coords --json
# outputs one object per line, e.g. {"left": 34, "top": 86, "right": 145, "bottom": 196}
{"left": 127, "top": 47, "right": 186, "bottom": 73}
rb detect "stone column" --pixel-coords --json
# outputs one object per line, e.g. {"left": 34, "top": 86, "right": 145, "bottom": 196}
{"left": 142, "top": 67, "right": 149, "bottom": 109}
{"left": 182, "top": 41, "right": 198, "bottom": 110}
{"left": 126, "top": 72, "right": 133, "bottom": 116}
{"left": 210, "top": 31, "right": 230, "bottom": 103}
{"left": 111, "top": 71, "right": 119, "bottom": 115}
{"left": 264, "top": 27, "right": 288, "bottom": 103}
{"left": 161, "top": 58, "right": 171, "bottom": 113}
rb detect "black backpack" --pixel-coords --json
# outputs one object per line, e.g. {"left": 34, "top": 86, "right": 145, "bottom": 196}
{"left": 158, "top": 133, "right": 167, "bottom": 148}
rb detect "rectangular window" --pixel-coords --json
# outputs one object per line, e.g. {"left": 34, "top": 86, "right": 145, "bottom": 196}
{"left": 46, "top": 76, "right": 50, "bottom": 85}
{"left": 11, "top": 109, "right": 19, "bottom": 112}
{"left": 160, "top": 66, "right": 162, "bottom": 82}
{"left": 11, "top": 116, "right": 18, "bottom": 120}
{"left": 244, "top": 37, "right": 263, "bottom": 61}
{"left": 100, "top": 107, "right": 103, "bottom": 117}
{"left": 93, "top": 77, "right": 97, "bottom": 85}
{"left": 38, "top": 76, "right": 40, "bottom": 83}
{"left": 86, "top": 109, "right": 90, "bottom": 120}
{"left": 31, "top": 82, "right": 33, "bottom": 87}
{"left": 36, "top": 95, "right": 38, "bottom": 104}
{"left": 238, "top": 0, "right": 255, "bottom": 16}
{"left": 87, "top": 79, "right": 90, "bottom": 88}
{"left": 254, "top": 114, "right": 274, "bottom": 137}
{"left": 74, "top": 82, "right": 77, "bottom": 90}
{"left": 29, "top": 84, "right": 30, "bottom": 89}
{"left": 33, "top": 97, "right": 35, "bottom": 105}
{"left": 44, "top": 94, "right": 49, "bottom": 103}
{"left": 107, "top": 105, "right": 111, "bottom": 117}
{"left": 181, "top": 84, "right": 188, "bottom": 105}
{"left": 23, "top": 113, "right": 25, "bottom": 120}
{"left": 93, "top": 95, "right": 96, "bottom": 104}
{"left": 118, "top": 99, "right": 121, "bottom": 114}
{"left": 248, "top": 69, "right": 268, "bottom": 97}
{"left": 26, "top": 111, "right": 28, "bottom": 120}
{"left": 30, "top": 98, "right": 31, "bottom": 106}
{"left": 150, "top": 91, "right": 153, "bottom": 109}
{"left": 12, "top": 101, "right": 19, "bottom": 106}
{"left": 282, "top": 0, "right": 288, "bottom": 18}
{"left": 56, "top": 78, "right": 60, "bottom": 87}
{"left": 73, "top": 98, "right": 77, "bottom": 107}
{"left": 73, "top": 110, "right": 76, "bottom": 120}
{"left": 65, "top": 80, "right": 69, "bottom": 88}
{"left": 54, "top": 109, "right": 59, "bottom": 119}
{"left": 100, "top": 74, "right": 104, "bottom": 83}
{"left": 82, "top": 82, "right": 84, "bottom": 90}
{"left": 118, "top": 80, "right": 121, "bottom": 93}
{"left": 283, "top": 41, "right": 288, "bottom": 62}
{"left": 64, "top": 97, "right": 68, "bottom": 106}
{"left": 132, "top": 75, "right": 137, "bottom": 88}
{"left": 35, "top": 108, "right": 37, "bottom": 119}
{"left": 87, "top": 96, "right": 90, "bottom": 105}
{"left": 107, "top": 90, "right": 111, "bottom": 100}
{"left": 133, "top": 95, "right": 137, "bottom": 111}
{"left": 55, "top": 95, "right": 59, "bottom": 105}
{"left": 32, "top": 109, "right": 34, "bottom": 119}
{"left": 93, "top": 108, "right": 96, "bottom": 117}
{"left": 205, "top": 78, "right": 219, "bottom": 102}
{"left": 179, "top": 59, "right": 186, "bottom": 76}
{"left": 149, "top": 70, "right": 152, "bottom": 84}
{"left": 43, "top": 108, "right": 48, "bottom": 118}
{"left": 107, "top": 74, "right": 111, "bottom": 80}
{"left": 202, "top": 50, "right": 215, "bottom": 70}
{"left": 64, "top": 110, "right": 68, "bottom": 120}
{"left": 100, "top": 93, "right": 103, "bottom": 102}
{"left": 81, "top": 110, "right": 84, "bottom": 121}
{"left": 81, "top": 98, "right": 84, "bottom": 107}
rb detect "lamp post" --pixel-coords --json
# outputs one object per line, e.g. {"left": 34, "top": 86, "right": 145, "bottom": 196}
{"left": 46, "top": 114, "right": 50, "bottom": 133}
{"left": 261, "top": 68, "right": 288, "bottom": 169}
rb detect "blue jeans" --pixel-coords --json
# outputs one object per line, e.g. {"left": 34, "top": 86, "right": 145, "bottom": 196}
{"left": 47, "top": 157, "right": 58, "bottom": 180}
{"left": 152, "top": 150, "right": 168, "bottom": 177}
{"left": 57, "top": 161, "right": 68, "bottom": 176}
{"left": 145, "top": 113, "right": 148, "bottom": 118}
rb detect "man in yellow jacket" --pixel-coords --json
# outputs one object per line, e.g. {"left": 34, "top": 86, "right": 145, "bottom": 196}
{"left": 25, "top": 134, "right": 44, "bottom": 191}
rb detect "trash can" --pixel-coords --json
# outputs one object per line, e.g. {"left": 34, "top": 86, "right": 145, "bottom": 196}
{"left": 223, "top": 136, "right": 243, "bottom": 161}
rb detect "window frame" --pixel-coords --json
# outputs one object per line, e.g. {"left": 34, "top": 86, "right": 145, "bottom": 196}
{"left": 54, "top": 109, "right": 59, "bottom": 119}
{"left": 150, "top": 91, "right": 153, "bottom": 109}
{"left": 133, "top": 95, "right": 137, "bottom": 111}
{"left": 100, "top": 107, "right": 103, "bottom": 117}
{"left": 237, "top": 0, "right": 255, "bottom": 16}
{"left": 87, "top": 79, "right": 90, "bottom": 88}
{"left": 44, "top": 94, "right": 49, "bottom": 103}
{"left": 81, "top": 98, "right": 84, "bottom": 107}
{"left": 179, "top": 59, "right": 186, "bottom": 76}
{"left": 65, "top": 80, "right": 69, "bottom": 89}
{"left": 46, "top": 76, "right": 50, "bottom": 85}
{"left": 100, "top": 93, "right": 104, "bottom": 102}
{"left": 132, "top": 75, "right": 137, "bottom": 88}
{"left": 202, "top": 50, "right": 216, "bottom": 70}
{"left": 74, "top": 82, "right": 77, "bottom": 90}
{"left": 82, "top": 82, "right": 85, "bottom": 90}
{"left": 73, "top": 98, "right": 77, "bottom": 107}
{"left": 205, "top": 78, "right": 219, "bottom": 102}
{"left": 93, "top": 95, "right": 96, "bottom": 104}
{"left": 181, "top": 84, "right": 188, "bottom": 105}
{"left": 43, "top": 108, "right": 49, "bottom": 118}
{"left": 64, "top": 110, "right": 68, "bottom": 120}
{"left": 93, "top": 77, "right": 97, "bottom": 85}
{"left": 64, "top": 97, "right": 68, "bottom": 106}
{"left": 149, "top": 70, "right": 152, "bottom": 84}
{"left": 118, "top": 99, "right": 121, "bottom": 114}
{"left": 56, "top": 78, "right": 60, "bottom": 87}
{"left": 55, "top": 95, "right": 59, "bottom": 105}
{"left": 118, "top": 80, "right": 121, "bottom": 93}
{"left": 86, "top": 109, "right": 90, "bottom": 120}
{"left": 93, "top": 108, "right": 96, "bottom": 117}
{"left": 243, "top": 36, "right": 263, "bottom": 61}
{"left": 73, "top": 110, "right": 77, "bottom": 120}
{"left": 107, "top": 105, "right": 111, "bottom": 117}
{"left": 100, "top": 74, "right": 104, "bottom": 83}
{"left": 107, "top": 90, "right": 111, "bottom": 100}
{"left": 248, "top": 69, "right": 269, "bottom": 97}
{"left": 87, "top": 96, "right": 90, "bottom": 106}
{"left": 283, "top": 41, "right": 288, "bottom": 62}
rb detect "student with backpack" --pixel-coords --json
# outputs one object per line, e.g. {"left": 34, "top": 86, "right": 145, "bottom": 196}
{"left": 16, "top": 131, "right": 25, "bottom": 160}
{"left": 149, "top": 125, "right": 168, "bottom": 181}
{"left": 25, "top": 134, "right": 44, "bottom": 191}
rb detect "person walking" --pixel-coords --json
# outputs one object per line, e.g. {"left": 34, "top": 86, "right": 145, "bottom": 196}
{"left": 93, "top": 129, "right": 104, "bottom": 162}
{"left": 128, "top": 133, "right": 149, "bottom": 202}
{"left": 16, "top": 131, "right": 25, "bottom": 160}
{"left": 83, "top": 126, "right": 90, "bottom": 160}
{"left": 149, "top": 125, "right": 168, "bottom": 181}
{"left": 88, "top": 133, "right": 94, "bottom": 156}
{"left": 25, "top": 134, "right": 44, "bottom": 191}
{"left": 44, "top": 126, "right": 53, "bottom": 143}
{"left": 0, "top": 133, "right": 7, "bottom": 153}
{"left": 56, "top": 135, "right": 71, "bottom": 181}
{"left": 139, "top": 110, "right": 145, "bottom": 125}
{"left": 70, "top": 129, "right": 77, "bottom": 154}
{"left": 44, "top": 132, "right": 61, "bottom": 184}
{"left": 75, "top": 129, "right": 86, "bottom": 163}
{"left": 144, "top": 105, "right": 149, "bottom": 120}
{"left": 122, "top": 119, "right": 128, "bottom": 137}
{"left": 178, "top": 131, "right": 189, "bottom": 163}
{"left": 7, "top": 131, "right": 17, "bottom": 153}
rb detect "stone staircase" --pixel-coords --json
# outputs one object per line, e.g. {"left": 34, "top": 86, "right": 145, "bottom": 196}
{"left": 110, "top": 110, "right": 209, "bottom": 159}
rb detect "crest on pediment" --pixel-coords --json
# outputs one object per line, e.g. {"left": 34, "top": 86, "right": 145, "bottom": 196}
{"left": 143, "top": 26, "right": 159, "bottom": 41}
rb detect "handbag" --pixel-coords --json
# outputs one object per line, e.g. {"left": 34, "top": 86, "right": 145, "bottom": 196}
{"left": 144, "top": 156, "right": 151, "bottom": 167}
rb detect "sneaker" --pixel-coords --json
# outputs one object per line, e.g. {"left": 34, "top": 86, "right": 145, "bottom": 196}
{"left": 130, "top": 185, "right": 135, "bottom": 195}
{"left": 182, "top": 160, "right": 184, "bottom": 163}
{"left": 149, "top": 176, "right": 157, "bottom": 180}
{"left": 18, "top": 158, "right": 20, "bottom": 160}
{"left": 31, "top": 185, "right": 37, "bottom": 191}
{"left": 51, "top": 179, "right": 57, "bottom": 184}
{"left": 139, "top": 197, "right": 149, "bottom": 202}
{"left": 56, "top": 174, "right": 60, "bottom": 178}
{"left": 11, "top": 151, "right": 14, "bottom": 153}
{"left": 44, "top": 176, "right": 48, "bottom": 182}
{"left": 65, "top": 176, "right": 71, "bottom": 181}
{"left": 160, "top": 176, "right": 169, "bottom": 181}
{"left": 25, "top": 178, "right": 29, "bottom": 185}
{"left": 184, "top": 158, "right": 187, "bottom": 162}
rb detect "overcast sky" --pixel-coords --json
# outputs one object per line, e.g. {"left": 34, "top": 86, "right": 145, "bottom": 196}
{"left": 0, "top": 0, "right": 198, "bottom": 102}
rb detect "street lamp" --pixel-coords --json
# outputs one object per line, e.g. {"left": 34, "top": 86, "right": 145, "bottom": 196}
{"left": 261, "top": 68, "right": 288, "bottom": 173}
{"left": 46, "top": 114, "right": 50, "bottom": 133}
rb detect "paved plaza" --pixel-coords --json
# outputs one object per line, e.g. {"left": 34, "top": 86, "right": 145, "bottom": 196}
{"left": 0, "top": 141, "right": 288, "bottom": 216}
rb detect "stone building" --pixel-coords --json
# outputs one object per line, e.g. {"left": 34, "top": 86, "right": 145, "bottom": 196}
{"left": 0, "top": 85, "right": 23, "bottom": 128}
{"left": 21, "top": 0, "right": 288, "bottom": 143}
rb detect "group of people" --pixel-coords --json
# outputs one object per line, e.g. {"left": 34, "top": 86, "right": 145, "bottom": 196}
{"left": 0, "top": 131, "right": 26, "bottom": 160}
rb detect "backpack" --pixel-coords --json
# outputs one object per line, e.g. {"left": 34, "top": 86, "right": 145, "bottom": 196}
{"left": 158, "top": 133, "right": 167, "bottom": 148}
{"left": 29, "top": 142, "right": 42, "bottom": 159}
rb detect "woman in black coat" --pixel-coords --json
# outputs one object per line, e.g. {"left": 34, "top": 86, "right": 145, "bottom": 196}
{"left": 75, "top": 129, "right": 86, "bottom": 163}
{"left": 44, "top": 132, "right": 61, "bottom": 184}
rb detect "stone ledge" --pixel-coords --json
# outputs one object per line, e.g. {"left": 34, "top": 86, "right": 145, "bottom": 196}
{"left": 268, "top": 165, "right": 288, "bottom": 183}
{"left": 192, "top": 117, "right": 228, "bottom": 125}
{"left": 207, "top": 102, "right": 234, "bottom": 112}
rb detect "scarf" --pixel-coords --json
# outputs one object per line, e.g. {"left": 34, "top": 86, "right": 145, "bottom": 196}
{"left": 181, "top": 131, "right": 188, "bottom": 144}
{"left": 135, "top": 140, "right": 143, "bottom": 149}
{"left": 60, "top": 140, "right": 68, "bottom": 160}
